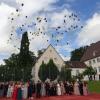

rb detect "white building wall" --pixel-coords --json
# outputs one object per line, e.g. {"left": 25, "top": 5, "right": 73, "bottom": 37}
{"left": 71, "top": 68, "right": 85, "bottom": 76}
{"left": 84, "top": 56, "right": 100, "bottom": 80}
{"left": 32, "top": 45, "right": 65, "bottom": 82}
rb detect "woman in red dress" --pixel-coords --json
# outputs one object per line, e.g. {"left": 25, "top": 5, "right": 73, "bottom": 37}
{"left": 12, "top": 83, "right": 18, "bottom": 100}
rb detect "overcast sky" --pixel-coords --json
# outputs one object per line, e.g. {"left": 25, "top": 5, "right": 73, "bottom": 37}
{"left": 0, "top": 0, "right": 100, "bottom": 65}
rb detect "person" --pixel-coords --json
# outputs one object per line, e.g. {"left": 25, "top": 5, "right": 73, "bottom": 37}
{"left": 17, "top": 84, "right": 22, "bottom": 100}
{"left": 78, "top": 81, "right": 83, "bottom": 95}
{"left": 83, "top": 81, "right": 88, "bottom": 96}
{"left": 7, "top": 83, "right": 13, "bottom": 98}
{"left": 60, "top": 82, "right": 65, "bottom": 95}
{"left": 36, "top": 81, "right": 41, "bottom": 98}
{"left": 45, "top": 82, "right": 50, "bottom": 96}
{"left": 74, "top": 81, "right": 80, "bottom": 95}
{"left": 69, "top": 82, "right": 73, "bottom": 95}
{"left": 12, "top": 84, "right": 18, "bottom": 100}
{"left": 57, "top": 83, "right": 61, "bottom": 96}
{"left": 41, "top": 82, "right": 46, "bottom": 96}
{"left": 3, "top": 82, "right": 8, "bottom": 97}
{"left": 0, "top": 83, "right": 4, "bottom": 97}
{"left": 28, "top": 81, "right": 34, "bottom": 99}
{"left": 22, "top": 83, "right": 28, "bottom": 99}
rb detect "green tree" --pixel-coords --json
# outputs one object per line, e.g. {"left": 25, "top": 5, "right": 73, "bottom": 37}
{"left": 70, "top": 46, "right": 88, "bottom": 61}
{"left": 38, "top": 61, "right": 47, "bottom": 82}
{"left": 18, "top": 31, "right": 36, "bottom": 81}
{"left": 83, "top": 66, "right": 97, "bottom": 80}
{"left": 59, "top": 66, "right": 72, "bottom": 81}
{"left": 0, "top": 31, "right": 36, "bottom": 82}
{"left": 47, "top": 59, "right": 59, "bottom": 81}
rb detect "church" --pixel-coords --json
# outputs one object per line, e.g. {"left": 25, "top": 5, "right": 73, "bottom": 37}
{"left": 31, "top": 45, "right": 86, "bottom": 82}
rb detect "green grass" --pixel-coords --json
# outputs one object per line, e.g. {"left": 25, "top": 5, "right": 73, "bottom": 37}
{"left": 88, "top": 81, "right": 100, "bottom": 93}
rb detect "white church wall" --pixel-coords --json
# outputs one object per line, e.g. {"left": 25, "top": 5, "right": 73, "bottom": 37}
{"left": 32, "top": 45, "right": 65, "bottom": 82}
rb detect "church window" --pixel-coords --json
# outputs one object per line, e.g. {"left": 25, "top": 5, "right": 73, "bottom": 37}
{"left": 50, "top": 49, "right": 52, "bottom": 52}
{"left": 54, "top": 58, "right": 57, "bottom": 60}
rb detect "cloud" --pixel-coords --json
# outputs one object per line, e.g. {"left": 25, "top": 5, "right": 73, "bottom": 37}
{"left": 0, "top": 3, "right": 18, "bottom": 54}
{"left": 55, "top": 44, "right": 73, "bottom": 52}
{"left": 0, "top": 59, "right": 5, "bottom": 65}
{"left": 77, "top": 13, "right": 100, "bottom": 46}
{"left": 0, "top": 0, "right": 79, "bottom": 64}
{"left": 60, "top": 54, "right": 70, "bottom": 61}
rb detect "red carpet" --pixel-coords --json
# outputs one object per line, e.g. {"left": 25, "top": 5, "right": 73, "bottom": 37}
{"left": 0, "top": 94, "right": 100, "bottom": 100}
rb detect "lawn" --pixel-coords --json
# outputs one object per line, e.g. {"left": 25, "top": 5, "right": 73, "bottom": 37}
{"left": 88, "top": 81, "right": 100, "bottom": 93}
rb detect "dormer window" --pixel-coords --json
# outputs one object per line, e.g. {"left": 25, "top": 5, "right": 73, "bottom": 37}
{"left": 93, "top": 51, "right": 96, "bottom": 56}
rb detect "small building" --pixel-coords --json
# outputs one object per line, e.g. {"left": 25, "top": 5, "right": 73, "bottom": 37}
{"left": 65, "top": 61, "right": 86, "bottom": 77}
{"left": 81, "top": 41, "right": 100, "bottom": 80}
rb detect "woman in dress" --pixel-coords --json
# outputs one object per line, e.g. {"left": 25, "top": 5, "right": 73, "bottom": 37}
{"left": 22, "top": 83, "right": 28, "bottom": 99}
{"left": 57, "top": 83, "right": 61, "bottom": 96}
{"left": 12, "top": 84, "right": 18, "bottom": 100}
{"left": 17, "top": 84, "right": 22, "bottom": 100}
{"left": 60, "top": 82, "right": 65, "bottom": 95}
{"left": 7, "top": 84, "right": 14, "bottom": 98}
{"left": 83, "top": 81, "right": 88, "bottom": 96}
{"left": 41, "top": 83, "right": 46, "bottom": 97}
{"left": 74, "top": 81, "right": 80, "bottom": 95}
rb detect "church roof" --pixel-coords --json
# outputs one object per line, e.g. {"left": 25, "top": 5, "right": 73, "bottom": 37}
{"left": 65, "top": 61, "right": 87, "bottom": 68}
{"left": 35, "top": 44, "right": 64, "bottom": 63}
{"left": 81, "top": 41, "right": 100, "bottom": 61}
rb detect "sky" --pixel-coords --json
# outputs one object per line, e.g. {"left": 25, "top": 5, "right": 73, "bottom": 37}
{"left": 0, "top": 0, "right": 100, "bottom": 65}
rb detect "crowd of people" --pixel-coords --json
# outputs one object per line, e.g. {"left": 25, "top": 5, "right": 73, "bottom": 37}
{"left": 0, "top": 80, "right": 88, "bottom": 100}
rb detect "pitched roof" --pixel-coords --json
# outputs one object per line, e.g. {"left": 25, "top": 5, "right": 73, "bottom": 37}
{"left": 65, "top": 61, "right": 87, "bottom": 68}
{"left": 35, "top": 44, "right": 64, "bottom": 64}
{"left": 81, "top": 41, "right": 100, "bottom": 61}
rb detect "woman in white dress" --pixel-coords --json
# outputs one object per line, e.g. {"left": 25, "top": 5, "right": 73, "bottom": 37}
{"left": 41, "top": 83, "right": 46, "bottom": 96}
{"left": 22, "top": 83, "right": 28, "bottom": 99}
{"left": 57, "top": 83, "right": 61, "bottom": 96}
{"left": 60, "top": 82, "right": 65, "bottom": 95}
{"left": 74, "top": 81, "right": 80, "bottom": 95}
{"left": 7, "top": 84, "right": 14, "bottom": 98}
{"left": 83, "top": 81, "right": 88, "bottom": 96}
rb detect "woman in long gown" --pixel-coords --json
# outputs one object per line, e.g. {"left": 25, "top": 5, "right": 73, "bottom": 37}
{"left": 22, "top": 83, "right": 28, "bottom": 99}
{"left": 17, "top": 84, "right": 22, "bottom": 100}
{"left": 83, "top": 81, "right": 88, "bottom": 96}
{"left": 7, "top": 84, "right": 13, "bottom": 98}
{"left": 60, "top": 82, "right": 65, "bottom": 95}
{"left": 41, "top": 83, "right": 46, "bottom": 96}
{"left": 12, "top": 84, "right": 18, "bottom": 100}
{"left": 74, "top": 81, "right": 80, "bottom": 95}
{"left": 57, "top": 83, "right": 61, "bottom": 96}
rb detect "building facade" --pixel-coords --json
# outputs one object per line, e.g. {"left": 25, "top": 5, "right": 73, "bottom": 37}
{"left": 81, "top": 41, "right": 100, "bottom": 80}
{"left": 31, "top": 45, "right": 65, "bottom": 82}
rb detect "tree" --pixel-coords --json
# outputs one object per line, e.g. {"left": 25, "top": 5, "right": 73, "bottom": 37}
{"left": 38, "top": 61, "right": 47, "bottom": 82}
{"left": 83, "top": 66, "right": 97, "bottom": 80}
{"left": 0, "top": 31, "right": 36, "bottom": 82}
{"left": 18, "top": 31, "right": 36, "bottom": 81}
{"left": 47, "top": 59, "right": 59, "bottom": 81}
{"left": 59, "top": 66, "right": 72, "bottom": 81}
{"left": 70, "top": 46, "right": 88, "bottom": 61}
{"left": 75, "top": 73, "right": 83, "bottom": 81}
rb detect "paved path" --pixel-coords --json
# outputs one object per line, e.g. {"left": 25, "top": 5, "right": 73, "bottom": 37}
{"left": 0, "top": 94, "right": 100, "bottom": 100}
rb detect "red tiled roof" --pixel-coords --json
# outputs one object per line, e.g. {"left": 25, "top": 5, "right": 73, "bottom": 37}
{"left": 65, "top": 61, "right": 87, "bottom": 68}
{"left": 81, "top": 41, "right": 100, "bottom": 62}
